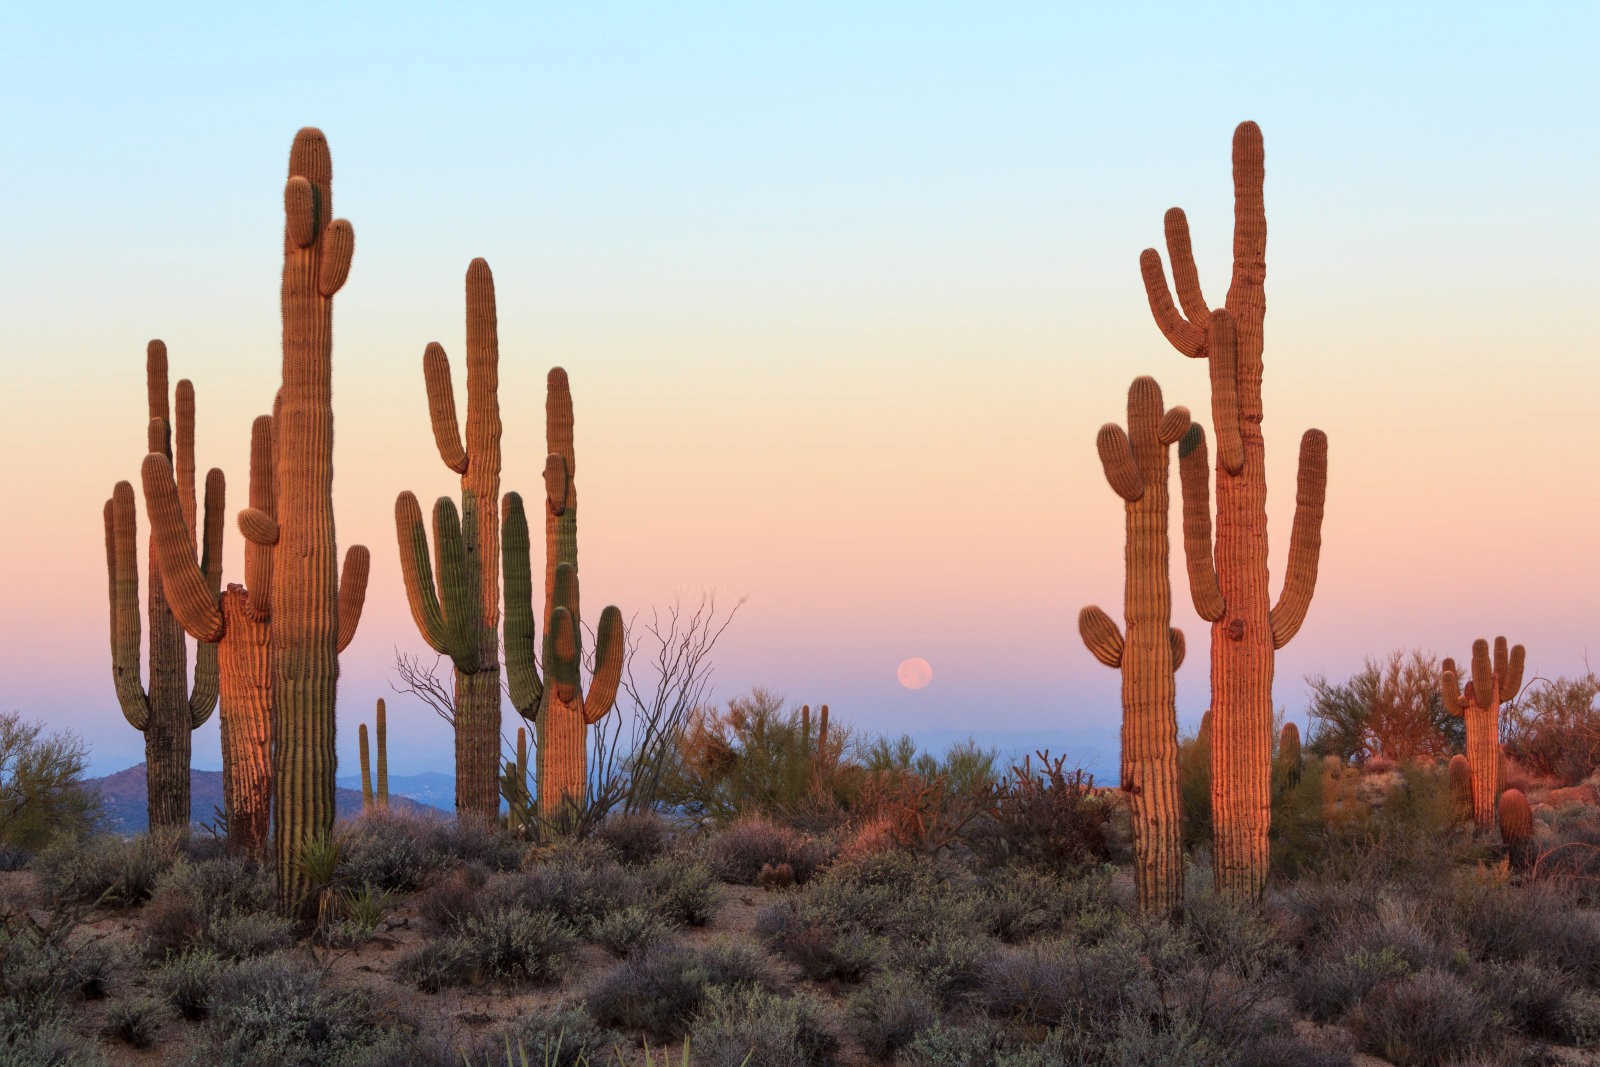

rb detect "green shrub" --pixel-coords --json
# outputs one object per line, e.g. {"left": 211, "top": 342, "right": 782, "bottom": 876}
{"left": 1349, "top": 969, "right": 1491, "bottom": 1066}
{"left": 465, "top": 1005, "right": 624, "bottom": 1067}
{"left": 844, "top": 972, "right": 938, "bottom": 1060}
{"left": 335, "top": 809, "right": 436, "bottom": 893}
{"left": 638, "top": 859, "right": 718, "bottom": 927}
{"left": 204, "top": 911, "right": 295, "bottom": 960}
{"left": 0, "top": 713, "right": 98, "bottom": 853}
{"left": 591, "top": 904, "right": 671, "bottom": 958}
{"left": 154, "top": 949, "right": 224, "bottom": 1020}
{"left": 585, "top": 938, "right": 778, "bottom": 1041}
{"left": 32, "top": 831, "right": 181, "bottom": 907}
{"left": 688, "top": 985, "right": 838, "bottom": 1067}
{"left": 899, "top": 1020, "right": 1003, "bottom": 1066}
{"left": 102, "top": 995, "right": 165, "bottom": 1049}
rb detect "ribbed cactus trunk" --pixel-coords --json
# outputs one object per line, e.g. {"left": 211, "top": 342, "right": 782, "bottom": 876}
{"left": 1141, "top": 122, "right": 1329, "bottom": 902}
{"left": 503, "top": 368, "right": 625, "bottom": 821}
{"left": 397, "top": 260, "right": 503, "bottom": 823}
{"left": 1442, "top": 637, "right": 1525, "bottom": 829}
{"left": 1079, "top": 377, "right": 1191, "bottom": 918}
{"left": 217, "top": 589, "right": 272, "bottom": 853}
{"left": 273, "top": 128, "right": 362, "bottom": 916}
{"left": 105, "top": 341, "right": 221, "bottom": 832}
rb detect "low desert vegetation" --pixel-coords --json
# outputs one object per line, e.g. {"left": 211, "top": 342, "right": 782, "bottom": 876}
{"left": 5, "top": 667, "right": 1600, "bottom": 1064}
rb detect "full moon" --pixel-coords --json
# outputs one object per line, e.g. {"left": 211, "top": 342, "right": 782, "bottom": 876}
{"left": 896, "top": 657, "right": 933, "bottom": 691}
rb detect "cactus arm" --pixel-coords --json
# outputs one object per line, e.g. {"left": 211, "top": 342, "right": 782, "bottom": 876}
{"left": 1138, "top": 248, "right": 1207, "bottom": 358}
{"left": 1077, "top": 606, "right": 1124, "bottom": 668}
{"left": 146, "top": 341, "right": 170, "bottom": 438}
{"left": 335, "top": 544, "right": 370, "bottom": 654}
{"left": 1226, "top": 122, "right": 1267, "bottom": 321}
{"left": 1170, "top": 627, "right": 1186, "bottom": 670}
{"left": 1493, "top": 638, "right": 1509, "bottom": 694}
{"left": 175, "top": 379, "right": 198, "bottom": 541}
{"left": 188, "top": 467, "right": 227, "bottom": 726}
{"left": 1176, "top": 426, "right": 1226, "bottom": 622}
{"left": 501, "top": 492, "right": 544, "bottom": 716}
{"left": 423, "top": 342, "right": 469, "bottom": 474}
{"left": 583, "top": 604, "right": 624, "bottom": 724}
{"left": 394, "top": 491, "right": 454, "bottom": 656}
{"left": 1269, "top": 429, "right": 1329, "bottom": 649}
{"left": 1095, "top": 424, "right": 1144, "bottom": 502}
{"left": 316, "top": 219, "right": 354, "bottom": 296}
{"left": 243, "top": 415, "right": 275, "bottom": 620}
{"left": 141, "top": 454, "right": 227, "bottom": 643}
{"left": 1470, "top": 639, "right": 1494, "bottom": 710}
{"left": 1441, "top": 661, "right": 1464, "bottom": 717}
{"left": 106, "top": 484, "right": 151, "bottom": 730}
{"left": 1163, "top": 208, "right": 1211, "bottom": 324}
{"left": 1501, "top": 644, "right": 1526, "bottom": 703}
{"left": 375, "top": 698, "right": 388, "bottom": 806}
{"left": 1205, "top": 309, "right": 1245, "bottom": 475}
{"left": 1157, "top": 405, "right": 1191, "bottom": 446}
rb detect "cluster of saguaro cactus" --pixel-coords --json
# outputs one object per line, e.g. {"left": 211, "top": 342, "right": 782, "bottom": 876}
{"left": 358, "top": 699, "right": 389, "bottom": 810}
{"left": 1078, "top": 377, "right": 1192, "bottom": 917}
{"left": 104, "top": 343, "right": 222, "bottom": 831}
{"left": 272, "top": 127, "right": 370, "bottom": 914}
{"left": 799, "top": 703, "right": 833, "bottom": 779}
{"left": 395, "top": 259, "right": 504, "bottom": 823}
{"left": 1139, "top": 121, "right": 1330, "bottom": 902}
{"left": 502, "top": 368, "right": 625, "bottom": 818}
{"left": 144, "top": 406, "right": 296, "bottom": 857}
{"left": 1441, "top": 636, "right": 1525, "bottom": 829}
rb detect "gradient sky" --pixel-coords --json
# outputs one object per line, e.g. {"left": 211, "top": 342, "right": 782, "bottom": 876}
{"left": 2, "top": 3, "right": 1597, "bottom": 779}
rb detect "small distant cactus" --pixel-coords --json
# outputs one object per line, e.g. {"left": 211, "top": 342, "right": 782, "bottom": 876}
{"left": 1441, "top": 637, "right": 1525, "bottom": 829}
{"left": 1273, "top": 722, "right": 1303, "bottom": 793}
{"left": 502, "top": 368, "right": 624, "bottom": 819}
{"left": 503, "top": 727, "right": 531, "bottom": 834}
{"left": 357, "top": 700, "right": 388, "bottom": 810}
{"left": 1498, "top": 788, "right": 1534, "bottom": 867}
{"left": 1078, "top": 376, "right": 1192, "bottom": 918}
{"left": 105, "top": 342, "right": 222, "bottom": 831}
{"left": 1448, "top": 754, "right": 1475, "bottom": 823}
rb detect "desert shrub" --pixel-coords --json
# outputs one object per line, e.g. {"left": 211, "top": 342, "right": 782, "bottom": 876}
{"left": 755, "top": 901, "right": 885, "bottom": 981}
{"left": 465, "top": 1005, "right": 624, "bottom": 1067}
{"left": 102, "top": 995, "right": 165, "bottom": 1048}
{"left": 142, "top": 855, "right": 277, "bottom": 959}
{"left": 494, "top": 852, "right": 642, "bottom": 934}
{"left": 1178, "top": 720, "right": 1212, "bottom": 852}
{"left": 585, "top": 938, "right": 777, "bottom": 1040}
{"left": 1267, "top": 756, "right": 1329, "bottom": 877}
{"left": 1349, "top": 969, "right": 1491, "bottom": 1066}
{"left": 32, "top": 830, "right": 181, "bottom": 907}
{"left": 335, "top": 809, "right": 435, "bottom": 893}
{"left": 394, "top": 937, "right": 478, "bottom": 994}
{"left": 0, "top": 712, "right": 98, "bottom": 852}
{"left": 705, "top": 816, "right": 831, "bottom": 885}
{"left": 853, "top": 738, "right": 997, "bottom": 854}
{"left": 688, "top": 985, "right": 838, "bottom": 1067}
{"left": 899, "top": 1020, "right": 1003, "bottom": 1066}
{"left": 637, "top": 858, "right": 718, "bottom": 927}
{"left": 199, "top": 953, "right": 442, "bottom": 1064}
{"left": 591, "top": 904, "right": 671, "bottom": 958}
{"left": 969, "top": 751, "right": 1112, "bottom": 871}
{"left": 423, "top": 816, "right": 524, "bottom": 871}
{"left": 979, "top": 865, "right": 1116, "bottom": 943}
{"left": 418, "top": 863, "right": 489, "bottom": 932}
{"left": 1473, "top": 959, "right": 1589, "bottom": 1044}
{"left": 154, "top": 949, "right": 224, "bottom": 1020}
{"left": 0, "top": 1021, "right": 104, "bottom": 1067}
{"left": 1294, "top": 942, "right": 1412, "bottom": 1021}
{"left": 981, "top": 938, "right": 1132, "bottom": 1027}
{"left": 1306, "top": 651, "right": 1462, "bottom": 763}
{"left": 1502, "top": 673, "right": 1600, "bottom": 785}
{"left": 593, "top": 811, "right": 672, "bottom": 865}
{"left": 204, "top": 911, "right": 295, "bottom": 960}
{"left": 465, "top": 908, "right": 575, "bottom": 984}
{"left": 321, "top": 883, "right": 395, "bottom": 947}
{"left": 845, "top": 971, "right": 939, "bottom": 1060}
{"left": 0, "top": 916, "right": 116, "bottom": 1029}
{"left": 1452, "top": 878, "right": 1600, "bottom": 983}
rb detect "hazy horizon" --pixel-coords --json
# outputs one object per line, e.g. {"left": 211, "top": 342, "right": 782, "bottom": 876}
{"left": 4, "top": 4, "right": 1597, "bottom": 782}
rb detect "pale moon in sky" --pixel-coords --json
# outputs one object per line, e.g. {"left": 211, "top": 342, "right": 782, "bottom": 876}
{"left": 896, "top": 657, "right": 933, "bottom": 691}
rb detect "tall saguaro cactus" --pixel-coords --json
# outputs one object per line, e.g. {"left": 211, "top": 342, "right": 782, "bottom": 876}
{"left": 1139, "top": 122, "right": 1330, "bottom": 901}
{"left": 396, "top": 259, "right": 504, "bottom": 822}
{"left": 1078, "top": 376, "right": 1191, "bottom": 918}
{"left": 104, "top": 341, "right": 222, "bottom": 830}
{"left": 502, "top": 368, "right": 625, "bottom": 818}
{"left": 1441, "top": 636, "right": 1525, "bottom": 829}
{"left": 272, "top": 127, "right": 367, "bottom": 914}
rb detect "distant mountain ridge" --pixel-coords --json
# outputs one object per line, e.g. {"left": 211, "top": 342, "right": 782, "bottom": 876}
{"left": 86, "top": 765, "right": 449, "bottom": 835}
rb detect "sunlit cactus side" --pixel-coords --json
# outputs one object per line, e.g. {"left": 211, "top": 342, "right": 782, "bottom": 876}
{"left": 1140, "top": 121, "right": 1330, "bottom": 902}
{"left": 272, "top": 127, "right": 371, "bottom": 916}
{"left": 144, "top": 410, "right": 303, "bottom": 857}
{"left": 395, "top": 259, "right": 504, "bottom": 824}
{"left": 1448, "top": 754, "right": 1475, "bottom": 823}
{"left": 1498, "top": 788, "right": 1534, "bottom": 868}
{"left": 1078, "top": 376, "right": 1192, "bottom": 918}
{"left": 502, "top": 368, "right": 625, "bottom": 819}
{"left": 1441, "top": 636, "right": 1525, "bottom": 830}
{"left": 104, "top": 341, "right": 222, "bottom": 831}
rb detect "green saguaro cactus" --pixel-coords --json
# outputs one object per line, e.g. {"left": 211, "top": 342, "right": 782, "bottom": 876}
{"left": 357, "top": 699, "right": 388, "bottom": 810}
{"left": 271, "top": 127, "right": 367, "bottom": 916}
{"left": 1441, "top": 636, "right": 1525, "bottom": 830}
{"left": 502, "top": 368, "right": 625, "bottom": 819}
{"left": 395, "top": 259, "right": 504, "bottom": 824}
{"left": 104, "top": 341, "right": 222, "bottom": 831}
{"left": 1139, "top": 122, "right": 1330, "bottom": 902}
{"left": 1078, "top": 376, "right": 1191, "bottom": 918}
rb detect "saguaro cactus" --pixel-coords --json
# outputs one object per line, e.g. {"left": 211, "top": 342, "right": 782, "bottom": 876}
{"left": 272, "top": 127, "right": 367, "bottom": 914}
{"left": 1498, "top": 788, "right": 1534, "bottom": 867}
{"left": 396, "top": 259, "right": 504, "bottom": 823}
{"left": 502, "top": 368, "right": 624, "bottom": 818}
{"left": 503, "top": 727, "right": 530, "bottom": 834}
{"left": 357, "top": 700, "right": 388, "bottom": 810}
{"left": 104, "top": 341, "right": 222, "bottom": 830}
{"left": 1078, "top": 376, "right": 1191, "bottom": 917}
{"left": 1140, "top": 121, "right": 1330, "bottom": 901}
{"left": 1441, "top": 636, "right": 1525, "bottom": 829}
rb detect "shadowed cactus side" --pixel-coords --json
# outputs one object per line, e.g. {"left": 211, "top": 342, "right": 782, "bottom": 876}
{"left": 104, "top": 342, "right": 222, "bottom": 831}
{"left": 271, "top": 127, "right": 370, "bottom": 916}
{"left": 1078, "top": 376, "right": 1191, "bottom": 918}
{"left": 395, "top": 259, "right": 504, "bottom": 823}
{"left": 1441, "top": 636, "right": 1525, "bottom": 830}
{"left": 503, "top": 727, "right": 530, "bottom": 834}
{"left": 502, "top": 368, "right": 625, "bottom": 819}
{"left": 1273, "top": 722, "right": 1303, "bottom": 794}
{"left": 1448, "top": 754, "right": 1475, "bottom": 823}
{"left": 1140, "top": 121, "right": 1330, "bottom": 902}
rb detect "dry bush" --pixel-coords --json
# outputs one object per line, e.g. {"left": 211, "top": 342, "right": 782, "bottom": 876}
{"left": 1502, "top": 673, "right": 1600, "bottom": 786}
{"left": 1307, "top": 651, "right": 1462, "bottom": 764}
{"left": 969, "top": 751, "right": 1112, "bottom": 871}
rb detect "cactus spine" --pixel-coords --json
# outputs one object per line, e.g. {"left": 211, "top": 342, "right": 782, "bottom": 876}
{"left": 104, "top": 342, "right": 222, "bottom": 830}
{"left": 272, "top": 127, "right": 366, "bottom": 915}
{"left": 1441, "top": 636, "right": 1525, "bottom": 829}
{"left": 396, "top": 260, "right": 504, "bottom": 823}
{"left": 502, "top": 368, "right": 625, "bottom": 819}
{"left": 357, "top": 699, "right": 388, "bottom": 811}
{"left": 1079, "top": 376, "right": 1191, "bottom": 917}
{"left": 1140, "top": 122, "right": 1330, "bottom": 901}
